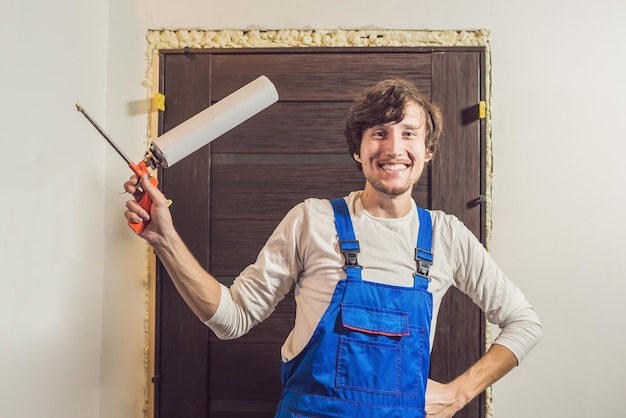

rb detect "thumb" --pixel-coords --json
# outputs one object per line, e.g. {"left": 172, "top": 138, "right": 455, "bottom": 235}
{"left": 140, "top": 174, "right": 163, "bottom": 200}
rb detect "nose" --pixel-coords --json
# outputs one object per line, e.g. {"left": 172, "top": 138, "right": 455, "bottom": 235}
{"left": 384, "top": 130, "right": 405, "bottom": 157}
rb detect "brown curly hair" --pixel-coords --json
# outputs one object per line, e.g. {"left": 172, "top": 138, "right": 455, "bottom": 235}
{"left": 344, "top": 78, "right": 443, "bottom": 171}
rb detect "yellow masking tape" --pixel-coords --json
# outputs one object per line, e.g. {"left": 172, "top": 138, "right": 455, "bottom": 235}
{"left": 154, "top": 93, "right": 165, "bottom": 111}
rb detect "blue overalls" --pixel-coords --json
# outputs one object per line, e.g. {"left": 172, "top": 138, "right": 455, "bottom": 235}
{"left": 276, "top": 198, "right": 434, "bottom": 418}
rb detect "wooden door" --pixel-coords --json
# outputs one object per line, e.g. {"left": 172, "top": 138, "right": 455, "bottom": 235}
{"left": 154, "top": 47, "right": 486, "bottom": 418}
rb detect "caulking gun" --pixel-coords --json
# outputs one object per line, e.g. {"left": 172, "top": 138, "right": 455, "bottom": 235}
{"left": 76, "top": 75, "right": 279, "bottom": 234}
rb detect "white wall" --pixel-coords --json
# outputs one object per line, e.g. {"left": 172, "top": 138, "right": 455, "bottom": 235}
{"left": 0, "top": 0, "right": 110, "bottom": 417}
{"left": 487, "top": 3, "right": 626, "bottom": 416}
{"left": 1, "top": 0, "right": 624, "bottom": 417}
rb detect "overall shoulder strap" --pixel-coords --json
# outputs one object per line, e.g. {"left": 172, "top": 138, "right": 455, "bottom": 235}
{"left": 330, "top": 198, "right": 361, "bottom": 270}
{"left": 415, "top": 207, "right": 433, "bottom": 278}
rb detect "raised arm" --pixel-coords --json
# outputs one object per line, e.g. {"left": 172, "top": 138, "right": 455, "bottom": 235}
{"left": 124, "top": 174, "right": 221, "bottom": 321}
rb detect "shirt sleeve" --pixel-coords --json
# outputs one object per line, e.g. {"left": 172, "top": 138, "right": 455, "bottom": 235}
{"left": 445, "top": 214, "right": 542, "bottom": 363}
{"left": 203, "top": 203, "right": 305, "bottom": 339}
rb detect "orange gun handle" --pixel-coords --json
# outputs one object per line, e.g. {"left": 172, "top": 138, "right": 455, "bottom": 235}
{"left": 127, "top": 161, "right": 161, "bottom": 234}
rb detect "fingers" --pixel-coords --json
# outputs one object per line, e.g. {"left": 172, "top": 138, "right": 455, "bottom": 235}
{"left": 124, "top": 175, "right": 154, "bottom": 222}
{"left": 125, "top": 199, "right": 149, "bottom": 223}
{"left": 124, "top": 174, "right": 160, "bottom": 202}
{"left": 123, "top": 175, "right": 140, "bottom": 194}
{"left": 123, "top": 174, "right": 169, "bottom": 229}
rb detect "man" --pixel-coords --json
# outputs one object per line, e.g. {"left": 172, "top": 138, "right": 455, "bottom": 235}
{"left": 124, "top": 78, "right": 542, "bottom": 417}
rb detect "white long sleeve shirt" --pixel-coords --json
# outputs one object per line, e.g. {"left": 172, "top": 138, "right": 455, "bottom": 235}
{"left": 205, "top": 191, "right": 542, "bottom": 363}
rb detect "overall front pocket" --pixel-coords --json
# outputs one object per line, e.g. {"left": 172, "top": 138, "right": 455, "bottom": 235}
{"left": 335, "top": 304, "right": 409, "bottom": 394}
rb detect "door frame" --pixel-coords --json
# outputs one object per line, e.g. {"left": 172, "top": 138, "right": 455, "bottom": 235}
{"left": 144, "top": 28, "right": 493, "bottom": 418}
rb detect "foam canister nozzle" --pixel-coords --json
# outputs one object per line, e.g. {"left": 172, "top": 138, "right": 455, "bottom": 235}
{"left": 149, "top": 75, "right": 279, "bottom": 168}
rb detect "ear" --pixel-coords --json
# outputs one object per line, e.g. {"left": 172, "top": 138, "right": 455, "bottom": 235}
{"left": 353, "top": 152, "right": 362, "bottom": 163}
{"left": 425, "top": 149, "right": 433, "bottom": 163}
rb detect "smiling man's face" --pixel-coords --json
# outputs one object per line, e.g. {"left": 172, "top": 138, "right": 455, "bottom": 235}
{"left": 354, "top": 102, "right": 432, "bottom": 198}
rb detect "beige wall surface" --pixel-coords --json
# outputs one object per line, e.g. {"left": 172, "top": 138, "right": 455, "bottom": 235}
{"left": 1, "top": 1, "right": 624, "bottom": 417}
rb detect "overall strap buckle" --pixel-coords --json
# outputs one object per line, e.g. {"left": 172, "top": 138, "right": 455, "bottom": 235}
{"left": 340, "top": 239, "right": 362, "bottom": 270}
{"left": 414, "top": 248, "right": 433, "bottom": 278}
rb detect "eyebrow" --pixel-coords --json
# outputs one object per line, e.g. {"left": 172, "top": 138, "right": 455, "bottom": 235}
{"left": 399, "top": 123, "right": 422, "bottom": 130}
{"left": 370, "top": 121, "right": 422, "bottom": 130}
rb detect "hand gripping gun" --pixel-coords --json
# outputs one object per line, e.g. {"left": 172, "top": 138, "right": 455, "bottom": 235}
{"left": 76, "top": 75, "right": 279, "bottom": 234}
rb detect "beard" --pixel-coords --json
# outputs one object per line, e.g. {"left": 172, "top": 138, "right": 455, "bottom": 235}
{"left": 363, "top": 173, "right": 416, "bottom": 197}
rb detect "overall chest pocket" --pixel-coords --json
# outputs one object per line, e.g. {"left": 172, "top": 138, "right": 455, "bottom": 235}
{"left": 336, "top": 304, "right": 412, "bottom": 394}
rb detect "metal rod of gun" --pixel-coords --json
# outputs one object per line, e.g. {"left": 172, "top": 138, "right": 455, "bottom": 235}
{"left": 75, "top": 103, "right": 133, "bottom": 165}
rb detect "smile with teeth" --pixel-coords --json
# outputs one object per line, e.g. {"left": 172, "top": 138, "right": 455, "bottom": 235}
{"left": 380, "top": 163, "right": 410, "bottom": 171}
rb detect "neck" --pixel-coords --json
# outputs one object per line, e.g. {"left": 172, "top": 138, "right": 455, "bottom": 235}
{"left": 359, "top": 186, "right": 413, "bottom": 218}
